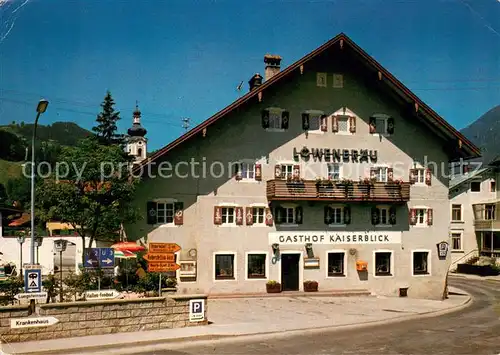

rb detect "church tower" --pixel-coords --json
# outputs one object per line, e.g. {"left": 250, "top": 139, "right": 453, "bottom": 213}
{"left": 126, "top": 103, "right": 147, "bottom": 163}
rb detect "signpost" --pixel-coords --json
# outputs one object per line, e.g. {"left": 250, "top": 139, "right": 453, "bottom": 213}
{"left": 84, "top": 247, "right": 115, "bottom": 290}
{"left": 10, "top": 316, "right": 59, "bottom": 329}
{"left": 147, "top": 262, "right": 180, "bottom": 273}
{"left": 143, "top": 253, "right": 175, "bottom": 263}
{"left": 84, "top": 290, "right": 121, "bottom": 300}
{"left": 189, "top": 299, "right": 205, "bottom": 322}
{"left": 145, "top": 243, "right": 181, "bottom": 296}
{"left": 14, "top": 291, "right": 47, "bottom": 301}
{"left": 24, "top": 268, "right": 41, "bottom": 293}
{"left": 99, "top": 248, "right": 115, "bottom": 268}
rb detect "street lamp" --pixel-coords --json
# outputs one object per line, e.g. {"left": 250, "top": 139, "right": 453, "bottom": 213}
{"left": 54, "top": 239, "right": 68, "bottom": 302}
{"left": 30, "top": 99, "right": 49, "bottom": 265}
{"left": 34, "top": 236, "right": 43, "bottom": 264}
{"left": 16, "top": 233, "right": 26, "bottom": 276}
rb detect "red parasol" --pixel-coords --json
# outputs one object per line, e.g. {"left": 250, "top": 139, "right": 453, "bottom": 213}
{"left": 111, "top": 241, "right": 145, "bottom": 252}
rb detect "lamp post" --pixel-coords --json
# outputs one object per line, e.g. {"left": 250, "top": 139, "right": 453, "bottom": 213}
{"left": 30, "top": 99, "right": 49, "bottom": 265}
{"left": 53, "top": 239, "right": 68, "bottom": 302}
{"left": 34, "top": 236, "right": 43, "bottom": 264}
{"left": 16, "top": 233, "right": 26, "bottom": 276}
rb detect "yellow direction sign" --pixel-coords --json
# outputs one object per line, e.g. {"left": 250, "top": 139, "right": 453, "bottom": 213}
{"left": 143, "top": 253, "right": 175, "bottom": 262}
{"left": 147, "top": 262, "right": 180, "bottom": 273}
{"left": 148, "top": 243, "right": 181, "bottom": 254}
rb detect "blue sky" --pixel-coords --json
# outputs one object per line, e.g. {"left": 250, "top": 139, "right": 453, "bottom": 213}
{"left": 1, "top": 0, "right": 499, "bottom": 151}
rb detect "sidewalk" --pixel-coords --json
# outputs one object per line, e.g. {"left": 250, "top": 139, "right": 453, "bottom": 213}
{"left": 0, "top": 287, "right": 471, "bottom": 355}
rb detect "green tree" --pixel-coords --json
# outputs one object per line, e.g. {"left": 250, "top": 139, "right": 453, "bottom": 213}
{"left": 92, "top": 91, "right": 123, "bottom": 145}
{"left": 36, "top": 137, "right": 140, "bottom": 263}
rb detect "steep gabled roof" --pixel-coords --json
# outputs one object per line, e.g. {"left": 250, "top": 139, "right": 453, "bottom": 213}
{"left": 449, "top": 167, "right": 491, "bottom": 189}
{"left": 134, "top": 33, "right": 480, "bottom": 172}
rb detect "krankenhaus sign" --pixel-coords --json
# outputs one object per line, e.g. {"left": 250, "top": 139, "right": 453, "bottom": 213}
{"left": 269, "top": 231, "right": 402, "bottom": 245}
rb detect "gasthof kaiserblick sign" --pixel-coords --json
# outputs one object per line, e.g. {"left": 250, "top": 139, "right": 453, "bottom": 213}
{"left": 293, "top": 147, "right": 378, "bottom": 163}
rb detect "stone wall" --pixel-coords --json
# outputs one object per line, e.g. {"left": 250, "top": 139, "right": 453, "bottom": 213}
{"left": 0, "top": 294, "right": 208, "bottom": 343}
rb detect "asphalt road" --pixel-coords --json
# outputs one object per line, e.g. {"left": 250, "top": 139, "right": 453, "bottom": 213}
{"left": 133, "top": 278, "right": 500, "bottom": 355}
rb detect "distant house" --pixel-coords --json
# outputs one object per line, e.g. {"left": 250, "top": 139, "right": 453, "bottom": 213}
{"left": 125, "top": 33, "right": 480, "bottom": 300}
{"left": 449, "top": 157, "right": 500, "bottom": 270}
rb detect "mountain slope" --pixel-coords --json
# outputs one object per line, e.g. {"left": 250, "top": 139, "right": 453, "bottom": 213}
{"left": 0, "top": 121, "right": 91, "bottom": 186}
{"left": 0, "top": 121, "right": 91, "bottom": 147}
{"left": 460, "top": 105, "right": 500, "bottom": 164}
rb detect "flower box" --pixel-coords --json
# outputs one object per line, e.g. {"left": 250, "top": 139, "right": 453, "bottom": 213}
{"left": 266, "top": 281, "right": 282, "bottom": 293}
{"left": 303, "top": 280, "right": 318, "bottom": 292}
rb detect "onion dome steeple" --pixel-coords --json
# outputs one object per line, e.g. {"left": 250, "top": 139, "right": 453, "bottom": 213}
{"left": 127, "top": 102, "right": 147, "bottom": 137}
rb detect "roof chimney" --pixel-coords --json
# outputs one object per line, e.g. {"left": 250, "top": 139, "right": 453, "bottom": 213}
{"left": 248, "top": 73, "right": 263, "bottom": 91}
{"left": 264, "top": 54, "right": 282, "bottom": 81}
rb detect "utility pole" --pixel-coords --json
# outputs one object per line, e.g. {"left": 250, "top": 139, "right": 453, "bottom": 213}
{"left": 182, "top": 118, "right": 190, "bottom": 132}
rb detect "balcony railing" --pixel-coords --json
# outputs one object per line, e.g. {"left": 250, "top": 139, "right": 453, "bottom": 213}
{"left": 266, "top": 179, "right": 411, "bottom": 202}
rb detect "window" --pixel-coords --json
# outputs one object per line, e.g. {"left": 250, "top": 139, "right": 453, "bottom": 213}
{"left": 222, "top": 207, "right": 235, "bottom": 224}
{"left": 413, "top": 251, "right": 429, "bottom": 275}
{"left": 252, "top": 207, "right": 265, "bottom": 224}
{"left": 281, "top": 164, "right": 294, "bottom": 180}
{"left": 451, "top": 204, "right": 462, "bottom": 222}
{"left": 239, "top": 162, "right": 255, "bottom": 180}
{"left": 157, "top": 202, "right": 174, "bottom": 224}
{"left": 309, "top": 115, "right": 321, "bottom": 131}
{"left": 332, "top": 73, "right": 343, "bottom": 88}
{"left": 451, "top": 233, "right": 462, "bottom": 251}
{"left": 415, "top": 208, "right": 426, "bottom": 226}
{"left": 327, "top": 252, "right": 345, "bottom": 276}
{"left": 374, "top": 252, "right": 392, "bottom": 276}
{"left": 337, "top": 116, "right": 349, "bottom": 133}
{"left": 470, "top": 181, "right": 481, "bottom": 192}
{"left": 247, "top": 254, "right": 266, "bottom": 279}
{"left": 326, "top": 206, "right": 344, "bottom": 225}
{"left": 491, "top": 181, "right": 496, "bottom": 192}
{"left": 317, "top": 72, "right": 327, "bottom": 87}
{"left": 378, "top": 207, "right": 389, "bottom": 225}
{"left": 415, "top": 168, "right": 425, "bottom": 184}
{"left": 373, "top": 167, "right": 388, "bottom": 183}
{"left": 269, "top": 111, "right": 282, "bottom": 129}
{"left": 327, "top": 163, "right": 341, "bottom": 180}
{"left": 485, "top": 204, "right": 496, "bottom": 220}
{"left": 215, "top": 254, "right": 235, "bottom": 280}
{"left": 275, "top": 206, "right": 297, "bottom": 224}
{"left": 374, "top": 117, "right": 387, "bottom": 134}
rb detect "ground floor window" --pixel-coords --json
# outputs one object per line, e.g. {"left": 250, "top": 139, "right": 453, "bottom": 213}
{"left": 247, "top": 253, "right": 266, "bottom": 279}
{"left": 327, "top": 252, "right": 345, "bottom": 276}
{"left": 375, "top": 251, "right": 392, "bottom": 276}
{"left": 451, "top": 233, "right": 462, "bottom": 251}
{"left": 413, "top": 251, "right": 429, "bottom": 275}
{"left": 215, "top": 254, "right": 235, "bottom": 280}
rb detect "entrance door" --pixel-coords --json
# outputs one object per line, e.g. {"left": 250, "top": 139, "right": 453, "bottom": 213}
{"left": 281, "top": 254, "right": 300, "bottom": 291}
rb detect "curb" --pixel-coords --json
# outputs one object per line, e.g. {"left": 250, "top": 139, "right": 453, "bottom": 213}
{"left": 25, "top": 289, "right": 473, "bottom": 355}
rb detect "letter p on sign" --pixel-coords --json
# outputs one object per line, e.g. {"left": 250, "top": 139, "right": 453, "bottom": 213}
{"left": 189, "top": 299, "right": 205, "bottom": 322}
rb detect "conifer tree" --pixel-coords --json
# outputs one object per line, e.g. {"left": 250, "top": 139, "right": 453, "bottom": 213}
{"left": 93, "top": 91, "right": 123, "bottom": 145}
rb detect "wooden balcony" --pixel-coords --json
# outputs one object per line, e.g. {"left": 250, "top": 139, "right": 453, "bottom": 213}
{"left": 473, "top": 201, "right": 500, "bottom": 230}
{"left": 266, "top": 179, "right": 411, "bottom": 202}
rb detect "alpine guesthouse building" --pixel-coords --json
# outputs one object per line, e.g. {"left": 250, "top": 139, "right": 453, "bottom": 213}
{"left": 126, "top": 33, "right": 480, "bottom": 300}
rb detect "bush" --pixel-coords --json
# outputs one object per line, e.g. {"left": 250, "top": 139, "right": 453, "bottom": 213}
{"left": 0, "top": 276, "right": 24, "bottom": 305}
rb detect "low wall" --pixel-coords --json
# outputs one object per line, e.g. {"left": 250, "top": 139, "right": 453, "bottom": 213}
{"left": 456, "top": 264, "right": 500, "bottom": 276}
{"left": 0, "top": 294, "right": 208, "bottom": 343}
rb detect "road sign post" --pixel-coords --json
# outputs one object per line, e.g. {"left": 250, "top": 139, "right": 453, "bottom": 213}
{"left": 146, "top": 243, "right": 181, "bottom": 296}
{"left": 10, "top": 316, "right": 59, "bottom": 329}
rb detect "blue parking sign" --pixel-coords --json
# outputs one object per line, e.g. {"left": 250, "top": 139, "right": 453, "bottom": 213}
{"left": 99, "top": 248, "right": 115, "bottom": 268}
{"left": 189, "top": 299, "right": 205, "bottom": 322}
